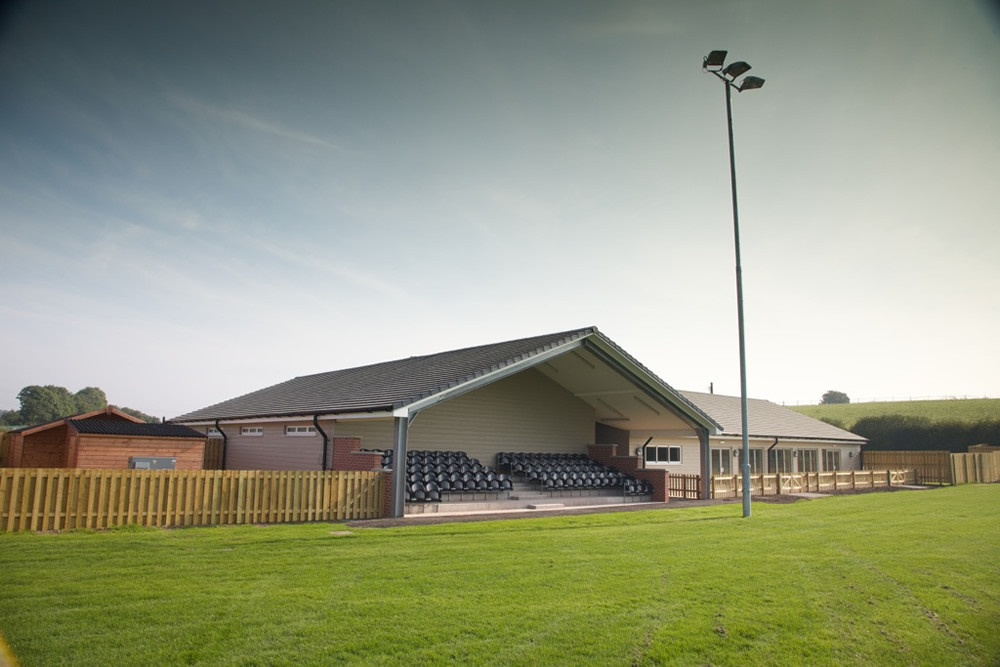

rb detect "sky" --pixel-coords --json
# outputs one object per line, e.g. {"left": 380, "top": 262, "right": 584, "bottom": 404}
{"left": 1, "top": 0, "right": 998, "bottom": 419}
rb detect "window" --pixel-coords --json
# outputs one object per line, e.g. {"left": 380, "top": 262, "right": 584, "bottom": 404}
{"left": 823, "top": 449, "right": 841, "bottom": 471}
{"left": 730, "top": 448, "right": 764, "bottom": 473}
{"left": 285, "top": 425, "right": 317, "bottom": 436}
{"left": 645, "top": 445, "right": 681, "bottom": 464}
{"left": 797, "top": 449, "right": 818, "bottom": 472}
{"left": 711, "top": 449, "right": 732, "bottom": 475}
{"left": 241, "top": 426, "right": 263, "bottom": 436}
{"left": 768, "top": 449, "right": 793, "bottom": 473}
{"left": 207, "top": 427, "right": 222, "bottom": 437}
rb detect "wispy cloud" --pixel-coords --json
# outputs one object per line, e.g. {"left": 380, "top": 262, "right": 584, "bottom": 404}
{"left": 163, "top": 93, "right": 347, "bottom": 153}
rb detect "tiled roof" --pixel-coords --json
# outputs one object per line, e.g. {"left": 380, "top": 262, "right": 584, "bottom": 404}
{"left": 69, "top": 420, "right": 205, "bottom": 439}
{"left": 173, "top": 328, "right": 599, "bottom": 422}
{"left": 680, "top": 391, "right": 866, "bottom": 443}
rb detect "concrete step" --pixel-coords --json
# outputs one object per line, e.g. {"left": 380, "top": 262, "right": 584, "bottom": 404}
{"left": 405, "top": 491, "right": 651, "bottom": 515}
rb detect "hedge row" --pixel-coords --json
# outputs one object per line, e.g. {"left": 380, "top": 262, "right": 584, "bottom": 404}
{"left": 842, "top": 415, "right": 1000, "bottom": 452}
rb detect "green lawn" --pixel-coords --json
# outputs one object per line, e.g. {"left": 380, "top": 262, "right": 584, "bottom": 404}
{"left": 1, "top": 486, "right": 998, "bottom": 665}
{"left": 790, "top": 398, "right": 1000, "bottom": 430}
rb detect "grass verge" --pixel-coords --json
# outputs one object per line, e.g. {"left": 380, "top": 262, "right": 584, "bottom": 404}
{"left": 1, "top": 485, "right": 998, "bottom": 665}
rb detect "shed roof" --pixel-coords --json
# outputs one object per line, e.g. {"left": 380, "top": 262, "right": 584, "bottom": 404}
{"left": 11, "top": 406, "right": 144, "bottom": 436}
{"left": 69, "top": 420, "right": 205, "bottom": 439}
{"left": 680, "top": 391, "right": 866, "bottom": 443}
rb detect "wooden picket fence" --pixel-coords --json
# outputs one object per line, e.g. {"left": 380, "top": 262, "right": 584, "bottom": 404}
{"left": 863, "top": 451, "right": 952, "bottom": 484}
{"left": 0, "top": 468, "right": 385, "bottom": 532}
{"left": 203, "top": 438, "right": 224, "bottom": 470}
{"left": 951, "top": 451, "right": 1000, "bottom": 484}
{"left": 668, "top": 474, "right": 702, "bottom": 499}
{"left": 707, "top": 469, "right": 915, "bottom": 499}
{"left": 863, "top": 450, "right": 1000, "bottom": 485}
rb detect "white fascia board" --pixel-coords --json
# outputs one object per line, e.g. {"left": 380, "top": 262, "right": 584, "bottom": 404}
{"left": 393, "top": 339, "right": 587, "bottom": 419}
{"left": 181, "top": 410, "right": 394, "bottom": 427}
{"left": 583, "top": 337, "right": 722, "bottom": 434}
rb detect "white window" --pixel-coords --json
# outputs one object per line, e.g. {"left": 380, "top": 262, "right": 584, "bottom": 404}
{"left": 241, "top": 426, "right": 263, "bottom": 436}
{"left": 731, "top": 448, "right": 764, "bottom": 473}
{"left": 207, "top": 427, "right": 222, "bottom": 437}
{"left": 711, "top": 449, "right": 732, "bottom": 475}
{"left": 285, "top": 425, "right": 317, "bottom": 436}
{"left": 645, "top": 445, "right": 681, "bottom": 464}
{"left": 769, "top": 449, "right": 793, "bottom": 473}
{"left": 797, "top": 449, "right": 818, "bottom": 472}
{"left": 823, "top": 449, "right": 841, "bottom": 471}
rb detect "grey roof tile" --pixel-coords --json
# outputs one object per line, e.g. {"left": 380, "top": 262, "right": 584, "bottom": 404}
{"left": 173, "top": 328, "right": 598, "bottom": 422}
{"left": 680, "top": 390, "right": 866, "bottom": 442}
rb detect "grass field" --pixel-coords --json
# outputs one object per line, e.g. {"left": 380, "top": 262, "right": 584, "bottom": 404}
{"left": 790, "top": 398, "right": 1000, "bottom": 430}
{"left": 1, "top": 486, "right": 998, "bottom": 665}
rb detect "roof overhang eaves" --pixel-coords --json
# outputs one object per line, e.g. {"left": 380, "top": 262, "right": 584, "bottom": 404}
{"left": 175, "top": 408, "right": 396, "bottom": 426}
{"left": 719, "top": 431, "right": 868, "bottom": 444}
{"left": 581, "top": 335, "right": 723, "bottom": 434}
{"left": 395, "top": 337, "right": 590, "bottom": 418}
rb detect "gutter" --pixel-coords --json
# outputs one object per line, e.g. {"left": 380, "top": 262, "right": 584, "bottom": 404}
{"left": 313, "top": 415, "right": 329, "bottom": 470}
{"left": 214, "top": 420, "right": 228, "bottom": 470}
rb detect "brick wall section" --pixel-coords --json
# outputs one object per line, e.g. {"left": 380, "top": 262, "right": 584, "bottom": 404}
{"left": 382, "top": 471, "right": 394, "bottom": 517}
{"left": 632, "top": 469, "right": 669, "bottom": 502}
{"left": 588, "top": 444, "right": 669, "bottom": 504}
{"left": 331, "top": 437, "right": 384, "bottom": 471}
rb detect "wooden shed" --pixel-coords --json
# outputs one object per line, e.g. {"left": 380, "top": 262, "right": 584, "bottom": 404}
{"left": 3, "top": 407, "right": 207, "bottom": 470}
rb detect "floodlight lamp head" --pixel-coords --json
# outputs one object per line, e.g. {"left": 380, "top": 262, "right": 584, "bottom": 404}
{"left": 722, "top": 61, "right": 752, "bottom": 79}
{"left": 703, "top": 50, "right": 727, "bottom": 71}
{"left": 737, "top": 76, "right": 765, "bottom": 92}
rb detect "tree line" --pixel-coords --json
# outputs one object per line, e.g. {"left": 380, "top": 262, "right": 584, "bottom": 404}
{"left": 0, "top": 385, "right": 158, "bottom": 427}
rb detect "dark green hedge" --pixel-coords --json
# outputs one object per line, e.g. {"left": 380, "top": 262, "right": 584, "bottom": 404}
{"left": 852, "top": 415, "right": 1000, "bottom": 452}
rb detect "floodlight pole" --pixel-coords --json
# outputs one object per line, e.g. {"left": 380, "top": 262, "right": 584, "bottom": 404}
{"left": 704, "top": 51, "right": 764, "bottom": 519}
{"left": 725, "top": 79, "right": 752, "bottom": 519}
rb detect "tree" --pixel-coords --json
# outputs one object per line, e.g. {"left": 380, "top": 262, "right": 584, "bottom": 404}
{"left": 16, "top": 385, "right": 76, "bottom": 425}
{"left": 73, "top": 387, "right": 108, "bottom": 413}
{"left": 6, "top": 384, "right": 157, "bottom": 426}
{"left": 821, "top": 390, "right": 850, "bottom": 405}
{"left": 114, "top": 406, "right": 160, "bottom": 423}
{"left": 0, "top": 409, "right": 23, "bottom": 427}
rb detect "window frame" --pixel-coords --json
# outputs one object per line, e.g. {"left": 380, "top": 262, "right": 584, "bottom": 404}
{"left": 285, "top": 425, "right": 317, "bottom": 437}
{"left": 644, "top": 445, "right": 682, "bottom": 465}
{"left": 241, "top": 426, "right": 264, "bottom": 437}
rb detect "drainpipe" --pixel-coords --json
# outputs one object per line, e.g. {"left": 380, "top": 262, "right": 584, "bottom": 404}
{"left": 639, "top": 436, "right": 654, "bottom": 470}
{"left": 313, "top": 415, "right": 329, "bottom": 470}
{"left": 766, "top": 437, "right": 779, "bottom": 472}
{"left": 214, "top": 420, "right": 228, "bottom": 470}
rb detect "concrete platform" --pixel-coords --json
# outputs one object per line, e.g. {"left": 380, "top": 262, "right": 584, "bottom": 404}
{"left": 405, "top": 488, "right": 651, "bottom": 515}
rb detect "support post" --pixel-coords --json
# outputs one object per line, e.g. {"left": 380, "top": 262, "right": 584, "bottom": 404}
{"left": 698, "top": 427, "right": 712, "bottom": 500}
{"left": 391, "top": 417, "right": 409, "bottom": 518}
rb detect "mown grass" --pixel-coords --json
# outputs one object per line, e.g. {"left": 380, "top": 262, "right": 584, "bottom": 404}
{"left": 791, "top": 398, "right": 1000, "bottom": 430}
{"left": 1, "top": 486, "right": 998, "bottom": 665}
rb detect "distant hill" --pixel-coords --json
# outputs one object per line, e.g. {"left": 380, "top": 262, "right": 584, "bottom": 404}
{"left": 790, "top": 398, "right": 999, "bottom": 430}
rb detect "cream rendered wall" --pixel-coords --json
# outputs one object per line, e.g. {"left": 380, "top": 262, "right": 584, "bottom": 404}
{"left": 332, "top": 369, "right": 595, "bottom": 465}
{"left": 631, "top": 433, "right": 863, "bottom": 476}
{"left": 407, "top": 368, "right": 595, "bottom": 464}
